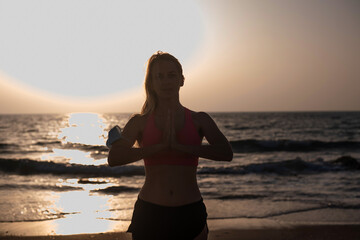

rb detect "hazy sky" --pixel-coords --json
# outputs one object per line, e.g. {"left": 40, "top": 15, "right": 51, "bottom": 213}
{"left": 1, "top": 0, "right": 359, "bottom": 113}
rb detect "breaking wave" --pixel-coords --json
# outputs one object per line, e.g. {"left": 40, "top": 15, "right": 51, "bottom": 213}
{"left": 1, "top": 156, "right": 358, "bottom": 177}
{"left": 230, "top": 139, "right": 360, "bottom": 153}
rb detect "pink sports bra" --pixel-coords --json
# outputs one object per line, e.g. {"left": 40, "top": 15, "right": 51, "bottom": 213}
{"left": 141, "top": 108, "right": 202, "bottom": 166}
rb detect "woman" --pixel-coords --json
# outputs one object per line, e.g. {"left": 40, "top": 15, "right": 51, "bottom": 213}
{"left": 108, "top": 51, "right": 233, "bottom": 240}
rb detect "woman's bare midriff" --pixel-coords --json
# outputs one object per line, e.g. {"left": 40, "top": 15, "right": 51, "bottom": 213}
{"left": 139, "top": 165, "right": 202, "bottom": 206}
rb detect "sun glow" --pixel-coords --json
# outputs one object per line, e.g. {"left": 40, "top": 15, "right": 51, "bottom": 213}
{"left": 0, "top": 0, "right": 204, "bottom": 99}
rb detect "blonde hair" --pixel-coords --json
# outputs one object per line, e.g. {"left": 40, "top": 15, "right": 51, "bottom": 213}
{"left": 140, "top": 51, "right": 184, "bottom": 115}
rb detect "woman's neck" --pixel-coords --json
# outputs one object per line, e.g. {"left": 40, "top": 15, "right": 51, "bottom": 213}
{"left": 155, "top": 99, "right": 183, "bottom": 115}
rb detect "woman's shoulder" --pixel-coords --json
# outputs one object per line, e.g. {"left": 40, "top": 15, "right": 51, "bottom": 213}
{"left": 188, "top": 109, "right": 214, "bottom": 126}
{"left": 127, "top": 113, "right": 150, "bottom": 127}
{"left": 188, "top": 108, "right": 211, "bottom": 119}
{"left": 121, "top": 113, "right": 150, "bottom": 142}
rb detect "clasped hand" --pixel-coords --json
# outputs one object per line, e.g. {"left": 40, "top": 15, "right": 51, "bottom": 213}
{"left": 162, "top": 109, "right": 179, "bottom": 151}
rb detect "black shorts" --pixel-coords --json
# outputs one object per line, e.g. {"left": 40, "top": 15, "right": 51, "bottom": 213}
{"left": 128, "top": 197, "right": 208, "bottom": 240}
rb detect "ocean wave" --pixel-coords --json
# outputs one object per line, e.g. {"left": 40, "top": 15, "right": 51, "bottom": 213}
{"left": 0, "top": 141, "right": 108, "bottom": 155}
{"left": 0, "top": 158, "right": 144, "bottom": 177}
{"left": 1, "top": 148, "right": 56, "bottom": 155}
{"left": 3, "top": 138, "right": 359, "bottom": 156}
{"left": 35, "top": 141, "right": 108, "bottom": 152}
{"left": 216, "top": 194, "right": 266, "bottom": 200}
{"left": 35, "top": 140, "right": 62, "bottom": 146}
{"left": 62, "top": 142, "right": 108, "bottom": 152}
{"left": 0, "top": 212, "right": 77, "bottom": 223}
{"left": 0, "top": 143, "right": 18, "bottom": 149}
{"left": 0, "top": 143, "right": 16, "bottom": 154}
{"left": 0, "top": 143, "right": 19, "bottom": 152}
{"left": 91, "top": 186, "right": 140, "bottom": 195}
{"left": 0, "top": 156, "right": 358, "bottom": 177}
{"left": 0, "top": 183, "right": 82, "bottom": 191}
{"left": 230, "top": 139, "right": 360, "bottom": 153}
{"left": 206, "top": 203, "right": 360, "bottom": 220}
{"left": 78, "top": 178, "right": 109, "bottom": 184}
{"left": 198, "top": 156, "right": 360, "bottom": 176}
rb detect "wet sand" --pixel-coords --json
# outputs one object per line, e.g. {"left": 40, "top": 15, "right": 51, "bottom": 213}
{"left": 1, "top": 224, "right": 360, "bottom": 240}
{"left": 1, "top": 208, "right": 360, "bottom": 240}
{"left": 1, "top": 217, "right": 360, "bottom": 240}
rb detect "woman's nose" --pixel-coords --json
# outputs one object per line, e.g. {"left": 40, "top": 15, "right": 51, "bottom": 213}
{"left": 160, "top": 77, "right": 173, "bottom": 84}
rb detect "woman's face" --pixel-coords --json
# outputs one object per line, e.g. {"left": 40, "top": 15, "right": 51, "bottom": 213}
{"left": 151, "top": 60, "right": 184, "bottom": 99}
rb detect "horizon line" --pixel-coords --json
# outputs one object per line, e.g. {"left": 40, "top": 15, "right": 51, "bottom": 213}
{"left": 1, "top": 109, "right": 359, "bottom": 115}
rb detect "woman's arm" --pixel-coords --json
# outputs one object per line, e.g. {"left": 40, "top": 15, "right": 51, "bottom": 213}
{"left": 172, "top": 112, "right": 233, "bottom": 162}
{"left": 107, "top": 115, "right": 166, "bottom": 167}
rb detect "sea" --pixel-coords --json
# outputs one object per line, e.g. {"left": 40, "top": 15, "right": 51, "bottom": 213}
{"left": 0, "top": 111, "right": 360, "bottom": 235}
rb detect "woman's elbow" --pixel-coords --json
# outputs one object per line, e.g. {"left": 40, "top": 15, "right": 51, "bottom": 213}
{"left": 214, "top": 145, "right": 233, "bottom": 162}
{"left": 222, "top": 151, "right": 233, "bottom": 162}
{"left": 222, "top": 147, "right": 233, "bottom": 162}
{"left": 107, "top": 149, "right": 121, "bottom": 167}
{"left": 107, "top": 153, "right": 116, "bottom": 167}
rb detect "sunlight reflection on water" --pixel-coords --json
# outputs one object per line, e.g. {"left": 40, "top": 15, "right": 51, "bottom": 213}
{"left": 59, "top": 112, "right": 107, "bottom": 146}
{"left": 41, "top": 112, "right": 110, "bottom": 165}
{"left": 53, "top": 191, "right": 112, "bottom": 234}
{"left": 41, "top": 148, "right": 107, "bottom": 165}
{"left": 46, "top": 185, "right": 132, "bottom": 235}
{"left": 36, "top": 113, "right": 129, "bottom": 234}
{"left": 0, "top": 112, "right": 135, "bottom": 235}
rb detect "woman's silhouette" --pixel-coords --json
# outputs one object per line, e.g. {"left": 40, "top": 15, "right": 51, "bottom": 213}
{"left": 108, "top": 51, "right": 233, "bottom": 240}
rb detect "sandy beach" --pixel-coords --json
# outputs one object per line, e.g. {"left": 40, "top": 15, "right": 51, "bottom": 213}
{"left": 1, "top": 224, "right": 359, "bottom": 240}
{"left": 1, "top": 212, "right": 360, "bottom": 240}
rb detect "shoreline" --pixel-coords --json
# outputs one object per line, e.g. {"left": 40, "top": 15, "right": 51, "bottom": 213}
{"left": 1, "top": 217, "right": 360, "bottom": 240}
{"left": 1, "top": 205, "right": 360, "bottom": 239}
{"left": 1, "top": 224, "right": 360, "bottom": 240}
